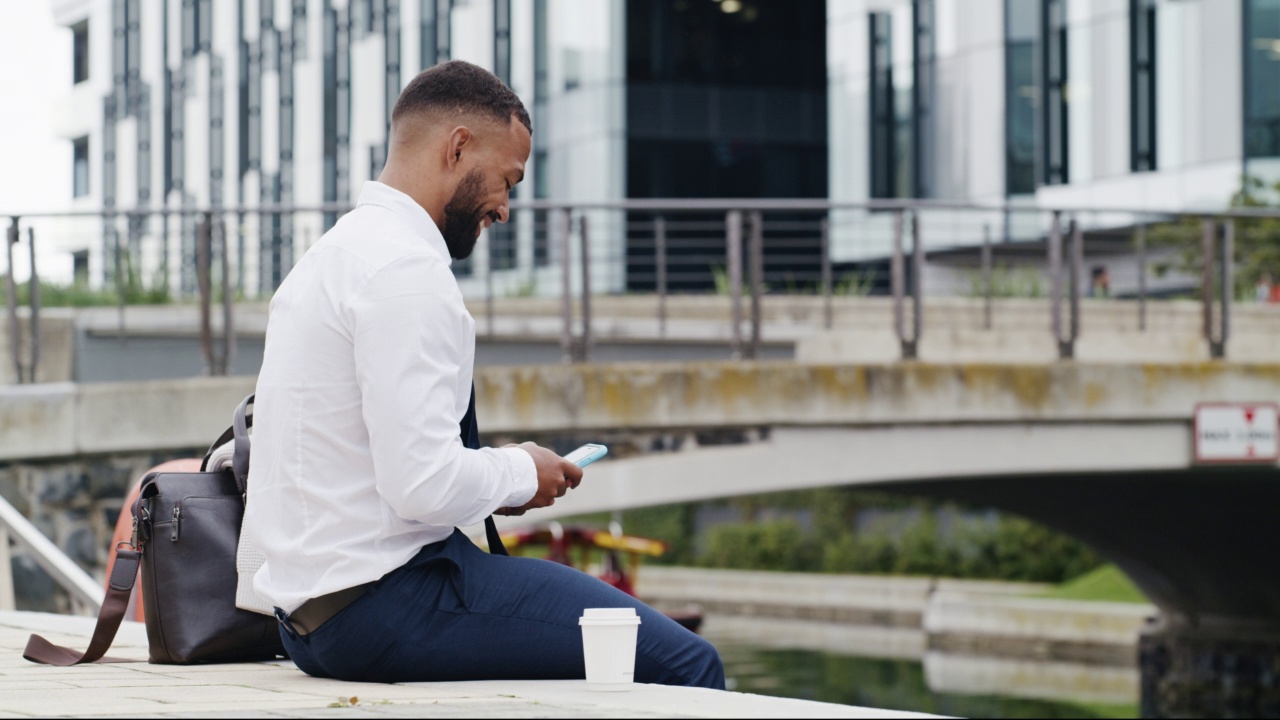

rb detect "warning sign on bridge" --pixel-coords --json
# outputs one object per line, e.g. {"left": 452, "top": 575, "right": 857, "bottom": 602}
{"left": 1194, "top": 403, "right": 1280, "bottom": 464}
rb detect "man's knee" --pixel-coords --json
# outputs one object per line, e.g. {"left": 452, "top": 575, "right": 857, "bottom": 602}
{"left": 686, "top": 635, "right": 726, "bottom": 690}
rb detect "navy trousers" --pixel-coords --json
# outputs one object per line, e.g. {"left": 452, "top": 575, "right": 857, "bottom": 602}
{"left": 278, "top": 529, "right": 725, "bottom": 688}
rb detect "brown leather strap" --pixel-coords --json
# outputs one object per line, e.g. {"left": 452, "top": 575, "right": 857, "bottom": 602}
{"left": 22, "top": 549, "right": 142, "bottom": 666}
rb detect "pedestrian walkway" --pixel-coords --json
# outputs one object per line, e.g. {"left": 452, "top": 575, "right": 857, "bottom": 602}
{"left": 0, "top": 611, "right": 934, "bottom": 718}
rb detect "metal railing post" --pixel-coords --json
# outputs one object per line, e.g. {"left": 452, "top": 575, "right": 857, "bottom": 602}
{"left": 908, "top": 210, "right": 923, "bottom": 359}
{"left": 1063, "top": 217, "right": 1082, "bottom": 359}
{"left": 219, "top": 218, "right": 235, "bottom": 374}
{"left": 747, "top": 211, "right": 764, "bottom": 360}
{"left": 655, "top": 216, "right": 667, "bottom": 338}
{"left": 579, "top": 215, "right": 592, "bottom": 363}
{"left": 820, "top": 217, "right": 833, "bottom": 330}
{"left": 558, "top": 208, "right": 573, "bottom": 363}
{"left": 981, "top": 223, "right": 993, "bottom": 330}
{"left": 726, "top": 210, "right": 744, "bottom": 359}
{"left": 892, "top": 210, "right": 906, "bottom": 354}
{"left": 5, "top": 218, "right": 21, "bottom": 384}
{"left": 26, "top": 228, "right": 39, "bottom": 383}
{"left": 1048, "top": 211, "right": 1063, "bottom": 355}
{"left": 197, "top": 212, "right": 217, "bottom": 375}
{"left": 1219, "top": 220, "right": 1234, "bottom": 359}
{"left": 114, "top": 215, "right": 125, "bottom": 344}
{"left": 485, "top": 229, "right": 496, "bottom": 339}
{"left": 1136, "top": 223, "right": 1148, "bottom": 332}
{"left": 1201, "top": 218, "right": 1218, "bottom": 358}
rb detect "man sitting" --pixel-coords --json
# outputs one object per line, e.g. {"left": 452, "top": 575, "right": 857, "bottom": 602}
{"left": 243, "top": 60, "right": 724, "bottom": 688}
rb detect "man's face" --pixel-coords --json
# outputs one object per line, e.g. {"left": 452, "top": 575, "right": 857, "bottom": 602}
{"left": 440, "top": 116, "right": 531, "bottom": 260}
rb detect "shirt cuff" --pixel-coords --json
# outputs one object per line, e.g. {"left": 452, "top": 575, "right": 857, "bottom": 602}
{"left": 498, "top": 447, "right": 539, "bottom": 509}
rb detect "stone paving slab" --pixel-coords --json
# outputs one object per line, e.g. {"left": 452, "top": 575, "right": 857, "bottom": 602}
{"left": 0, "top": 611, "right": 939, "bottom": 719}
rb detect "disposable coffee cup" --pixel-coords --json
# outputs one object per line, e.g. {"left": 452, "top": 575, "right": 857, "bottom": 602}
{"left": 578, "top": 608, "right": 642, "bottom": 691}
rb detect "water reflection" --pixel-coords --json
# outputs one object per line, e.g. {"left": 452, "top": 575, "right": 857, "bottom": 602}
{"left": 701, "top": 615, "right": 1138, "bottom": 719}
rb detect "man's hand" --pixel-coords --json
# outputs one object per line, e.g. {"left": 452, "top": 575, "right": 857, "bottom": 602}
{"left": 496, "top": 442, "right": 584, "bottom": 516}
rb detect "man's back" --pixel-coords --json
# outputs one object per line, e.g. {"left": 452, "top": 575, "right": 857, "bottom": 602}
{"left": 245, "top": 182, "right": 509, "bottom": 614}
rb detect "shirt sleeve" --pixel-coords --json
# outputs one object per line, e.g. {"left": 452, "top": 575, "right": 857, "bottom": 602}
{"left": 347, "top": 253, "right": 538, "bottom": 527}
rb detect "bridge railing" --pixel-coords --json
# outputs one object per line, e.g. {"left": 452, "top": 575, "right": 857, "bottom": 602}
{"left": 3, "top": 199, "right": 1279, "bottom": 378}
{"left": 0, "top": 492, "right": 104, "bottom": 614}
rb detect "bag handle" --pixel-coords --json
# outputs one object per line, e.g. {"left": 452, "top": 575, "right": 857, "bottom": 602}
{"left": 199, "top": 394, "right": 255, "bottom": 495}
{"left": 231, "top": 394, "right": 253, "bottom": 496}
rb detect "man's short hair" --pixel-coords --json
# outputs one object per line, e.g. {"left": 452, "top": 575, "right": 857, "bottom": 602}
{"left": 392, "top": 60, "right": 532, "bottom": 135}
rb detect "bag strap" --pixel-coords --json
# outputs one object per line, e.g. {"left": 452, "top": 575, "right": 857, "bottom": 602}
{"left": 461, "top": 385, "right": 507, "bottom": 557}
{"left": 23, "top": 520, "right": 147, "bottom": 665}
{"left": 231, "top": 394, "right": 253, "bottom": 496}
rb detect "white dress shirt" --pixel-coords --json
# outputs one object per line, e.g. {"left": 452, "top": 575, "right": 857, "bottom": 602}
{"left": 243, "top": 181, "right": 538, "bottom": 613}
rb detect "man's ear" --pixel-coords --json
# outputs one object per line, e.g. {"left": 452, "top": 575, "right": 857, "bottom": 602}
{"left": 445, "top": 126, "right": 473, "bottom": 171}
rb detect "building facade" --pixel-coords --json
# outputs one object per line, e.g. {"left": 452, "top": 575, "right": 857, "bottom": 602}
{"left": 49, "top": 0, "right": 1280, "bottom": 296}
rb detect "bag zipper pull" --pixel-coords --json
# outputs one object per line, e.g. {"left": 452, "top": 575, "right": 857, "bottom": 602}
{"left": 171, "top": 505, "right": 181, "bottom": 542}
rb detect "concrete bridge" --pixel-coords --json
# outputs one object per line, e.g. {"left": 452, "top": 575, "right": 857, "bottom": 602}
{"left": 4, "top": 359, "right": 1279, "bottom": 715}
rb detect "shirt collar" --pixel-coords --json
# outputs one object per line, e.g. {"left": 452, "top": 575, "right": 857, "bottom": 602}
{"left": 356, "top": 181, "right": 452, "bottom": 266}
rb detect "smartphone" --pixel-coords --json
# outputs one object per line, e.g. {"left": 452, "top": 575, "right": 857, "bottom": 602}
{"left": 563, "top": 443, "right": 608, "bottom": 468}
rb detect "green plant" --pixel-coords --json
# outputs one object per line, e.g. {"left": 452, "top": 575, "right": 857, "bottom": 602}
{"left": 698, "top": 520, "right": 822, "bottom": 572}
{"left": 833, "top": 269, "right": 876, "bottom": 297}
{"left": 1147, "top": 175, "right": 1280, "bottom": 299}
{"left": 965, "top": 264, "right": 1045, "bottom": 299}
{"left": 507, "top": 274, "right": 539, "bottom": 298}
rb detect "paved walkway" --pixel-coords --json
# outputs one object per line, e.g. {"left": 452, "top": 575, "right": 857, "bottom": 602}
{"left": 0, "top": 611, "right": 934, "bottom": 719}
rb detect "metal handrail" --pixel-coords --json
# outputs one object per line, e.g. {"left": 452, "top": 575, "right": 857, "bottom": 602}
{"left": 6, "top": 197, "right": 1280, "bottom": 219}
{"left": 0, "top": 494, "right": 105, "bottom": 612}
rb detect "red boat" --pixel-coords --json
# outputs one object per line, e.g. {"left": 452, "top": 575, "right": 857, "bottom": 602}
{"left": 499, "top": 523, "right": 703, "bottom": 634}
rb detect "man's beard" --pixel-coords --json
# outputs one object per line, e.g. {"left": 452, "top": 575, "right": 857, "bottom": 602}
{"left": 441, "top": 169, "right": 488, "bottom": 260}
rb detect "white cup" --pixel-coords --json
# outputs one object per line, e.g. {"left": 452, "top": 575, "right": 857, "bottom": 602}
{"left": 578, "top": 607, "right": 642, "bottom": 691}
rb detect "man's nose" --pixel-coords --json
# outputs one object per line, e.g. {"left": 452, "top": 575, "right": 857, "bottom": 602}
{"left": 496, "top": 202, "right": 510, "bottom": 224}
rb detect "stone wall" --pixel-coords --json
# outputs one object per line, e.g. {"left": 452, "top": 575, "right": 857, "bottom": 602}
{"left": 0, "top": 451, "right": 201, "bottom": 612}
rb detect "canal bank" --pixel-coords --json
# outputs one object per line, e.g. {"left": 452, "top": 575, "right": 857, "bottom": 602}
{"left": 636, "top": 567, "right": 1153, "bottom": 712}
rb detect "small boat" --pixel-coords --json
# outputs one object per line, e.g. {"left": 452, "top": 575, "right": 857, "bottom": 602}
{"left": 500, "top": 522, "right": 704, "bottom": 634}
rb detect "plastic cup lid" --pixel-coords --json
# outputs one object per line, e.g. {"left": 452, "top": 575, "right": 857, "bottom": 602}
{"left": 579, "top": 607, "right": 642, "bottom": 625}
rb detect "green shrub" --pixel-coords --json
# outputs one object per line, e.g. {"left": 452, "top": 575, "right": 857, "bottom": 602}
{"left": 699, "top": 520, "right": 821, "bottom": 572}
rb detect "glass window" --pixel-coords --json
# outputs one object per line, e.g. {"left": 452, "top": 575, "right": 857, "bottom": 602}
{"left": 911, "top": 0, "right": 934, "bottom": 199}
{"left": 1131, "top": 0, "right": 1156, "bottom": 171}
{"left": 1005, "top": 0, "right": 1038, "bottom": 195}
{"left": 73, "top": 22, "right": 89, "bottom": 84}
{"left": 1246, "top": 0, "right": 1280, "bottom": 158}
{"left": 293, "top": 0, "right": 308, "bottom": 59}
{"left": 1042, "top": 0, "right": 1068, "bottom": 185}
{"left": 73, "top": 136, "right": 90, "bottom": 198}
{"left": 494, "top": 0, "right": 511, "bottom": 84}
{"left": 869, "top": 12, "right": 897, "bottom": 199}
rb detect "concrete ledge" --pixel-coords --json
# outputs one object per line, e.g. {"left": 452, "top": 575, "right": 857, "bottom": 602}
{"left": 6, "top": 361, "right": 1280, "bottom": 461}
{"left": 0, "top": 610, "right": 937, "bottom": 719}
{"left": 637, "top": 567, "right": 1047, "bottom": 630}
{"left": 475, "top": 360, "right": 1280, "bottom": 434}
{"left": 0, "top": 376, "right": 256, "bottom": 461}
{"left": 923, "top": 590, "right": 1154, "bottom": 666}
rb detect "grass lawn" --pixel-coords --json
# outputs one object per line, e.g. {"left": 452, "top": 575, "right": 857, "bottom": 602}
{"left": 1039, "top": 564, "right": 1149, "bottom": 604}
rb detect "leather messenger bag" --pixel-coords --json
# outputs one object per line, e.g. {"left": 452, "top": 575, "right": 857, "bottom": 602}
{"left": 24, "top": 394, "right": 286, "bottom": 666}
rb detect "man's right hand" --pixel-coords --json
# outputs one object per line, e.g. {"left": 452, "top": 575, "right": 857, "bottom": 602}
{"left": 497, "top": 442, "right": 585, "bottom": 517}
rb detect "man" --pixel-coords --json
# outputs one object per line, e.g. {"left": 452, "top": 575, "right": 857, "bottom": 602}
{"left": 243, "top": 61, "right": 723, "bottom": 688}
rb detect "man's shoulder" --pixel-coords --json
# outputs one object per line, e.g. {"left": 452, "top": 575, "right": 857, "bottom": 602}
{"left": 316, "top": 209, "right": 454, "bottom": 292}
